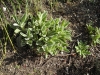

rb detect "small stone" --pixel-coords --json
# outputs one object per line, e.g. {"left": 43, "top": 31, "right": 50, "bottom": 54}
{"left": 61, "top": 51, "right": 64, "bottom": 54}
{"left": 3, "top": 7, "right": 6, "bottom": 11}
{"left": 13, "top": 23, "right": 19, "bottom": 26}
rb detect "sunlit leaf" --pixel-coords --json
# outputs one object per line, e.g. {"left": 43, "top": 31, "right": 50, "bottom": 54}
{"left": 20, "top": 32, "right": 27, "bottom": 37}
{"left": 14, "top": 29, "right": 21, "bottom": 34}
{"left": 20, "top": 14, "right": 27, "bottom": 28}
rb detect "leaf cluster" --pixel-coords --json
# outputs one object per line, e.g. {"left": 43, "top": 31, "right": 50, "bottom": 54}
{"left": 87, "top": 23, "right": 100, "bottom": 45}
{"left": 10, "top": 11, "right": 71, "bottom": 57}
{"left": 75, "top": 41, "right": 90, "bottom": 58}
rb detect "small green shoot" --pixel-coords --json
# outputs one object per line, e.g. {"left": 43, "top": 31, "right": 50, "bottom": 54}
{"left": 87, "top": 23, "right": 100, "bottom": 45}
{"left": 75, "top": 41, "right": 90, "bottom": 58}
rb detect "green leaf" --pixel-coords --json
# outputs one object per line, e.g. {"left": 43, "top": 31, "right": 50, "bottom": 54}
{"left": 26, "top": 40, "right": 33, "bottom": 46}
{"left": 27, "top": 28, "right": 33, "bottom": 38}
{"left": 12, "top": 15, "right": 20, "bottom": 25}
{"left": 63, "top": 20, "right": 69, "bottom": 26}
{"left": 87, "top": 24, "right": 94, "bottom": 34}
{"left": 14, "top": 29, "right": 21, "bottom": 34}
{"left": 38, "top": 11, "right": 47, "bottom": 23}
{"left": 20, "top": 14, "right": 27, "bottom": 28}
{"left": 42, "top": 11, "right": 47, "bottom": 21}
{"left": 20, "top": 32, "right": 27, "bottom": 37}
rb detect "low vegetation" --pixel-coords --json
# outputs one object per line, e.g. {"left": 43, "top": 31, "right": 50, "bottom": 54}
{"left": 1, "top": 0, "right": 99, "bottom": 58}
{"left": 0, "top": 0, "right": 100, "bottom": 74}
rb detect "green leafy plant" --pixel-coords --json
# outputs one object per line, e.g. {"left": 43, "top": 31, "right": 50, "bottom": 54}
{"left": 87, "top": 23, "right": 100, "bottom": 45}
{"left": 75, "top": 41, "right": 90, "bottom": 58}
{"left": 9, "top": 0, "right": 30, "bottom": 47}
{"left": 11, "top": 10, "right": 71, "bottom": 57}
{"left": 1, "top": 0, "right": 71, "bottom": 57}
{"left": 34, "top": 11, "right": 71, "bottom": 56}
